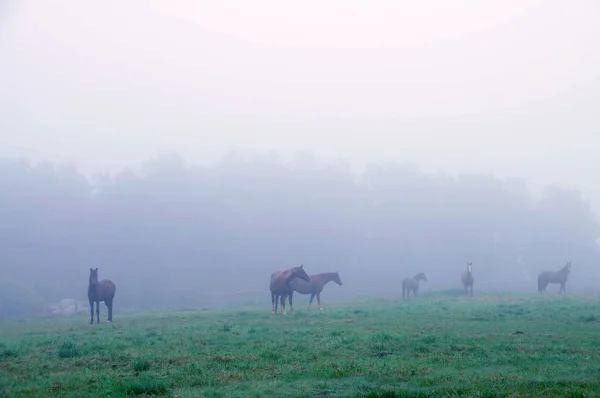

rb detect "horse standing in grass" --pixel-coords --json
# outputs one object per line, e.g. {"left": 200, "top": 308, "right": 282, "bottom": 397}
{"left": 402, "top": 272, "right": 427, "bottom": 300}
{"left": 289, "top": 272, "right": 343, "bottom": 311}
{"left": 461, "top": 262, "right": 474, "bottom": 297}
{"left": 270, "top": 265, "right": 310, "bottom": 315}
{"left": 538, "top": 261, "right": 571, "bottom": 293}
{"left": 87, "top": 268, "right": 116, "bottom": 324}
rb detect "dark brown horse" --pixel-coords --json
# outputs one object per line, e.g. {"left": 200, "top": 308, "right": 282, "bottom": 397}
{"left": 289, "top": 272, "right": 342, "bottom": 311}
{"left": 538, "top": 261, "right": 571, "bottom": 293}
{"left": 87, "top": 268, "right": 116, "bottom": 324}
{"left": 461, "top": 262, "right": 474, "bottom": 296}
{"left": 270, "top": 265, "right": 310, "bottom": 315}
{"left": 402, "top": 272, "right": 427, "bottom": 300}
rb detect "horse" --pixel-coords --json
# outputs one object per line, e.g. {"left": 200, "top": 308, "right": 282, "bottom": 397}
{"left": 538, "top": 261, "right": 571, "bottom": 293}
{"left": 269, "top": 264, "right": 310, "bottom": 315}
{"left": 402, "top": 272, "right": 427, "bottom": 300}
{"left": 289, "top": 272, "right": 343, "bottom": 311}
{"left": 461, "top": 262, "right": 474, "bottom": 296}
{"left": 87, "top": 268, "right": 116, "bottom": 324}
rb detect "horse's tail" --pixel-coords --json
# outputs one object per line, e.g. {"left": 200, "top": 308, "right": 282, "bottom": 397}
{"left": 401, "top": 281, "right": 406, "bottom": 299}
{"left": 537, "top": 275, "right": 543, "bottom": 292}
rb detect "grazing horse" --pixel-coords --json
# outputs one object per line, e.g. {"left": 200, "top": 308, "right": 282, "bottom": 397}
{"left": 87, "top": 268, "right": 116, "bottom": 324}
{"left": 270, "top": 265, "right": 310, "bottom": 315}
{"left": 289, "top": 272, "right": 343, "bottom": 311}
{"left": 402, "top": 272, "right": 427, "bottom": 300}
{"left": 461, "top": 262, "right": 474, "bottom": 296}
{"left": 538, "top": 261, "right": 571, "bottom": 293}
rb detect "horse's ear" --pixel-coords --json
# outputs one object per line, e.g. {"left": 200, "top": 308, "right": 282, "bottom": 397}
{"left": 95, "top": 268, "right": 98, "bottom": 271}
{"left": 90, "top": 268, "right": 92, "bottom": 272}
{"left": 300, "top": 264, "right": 304, "bottom": 269}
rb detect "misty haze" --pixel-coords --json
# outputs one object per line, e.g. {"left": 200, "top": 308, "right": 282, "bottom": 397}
{"left": 0, "top": 151, "right": 598, "bottom": 317}
{"left": 1, "top": 1, "right": 599, "bottom": 397}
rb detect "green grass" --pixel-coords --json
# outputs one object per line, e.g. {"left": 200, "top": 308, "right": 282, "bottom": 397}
{"left": 2, "top": 292, "right": 600, "bottom": 397}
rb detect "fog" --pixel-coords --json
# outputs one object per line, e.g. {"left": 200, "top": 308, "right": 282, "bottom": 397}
{"left": 0, "top": 2, "right": 599, "bottom": 317}
{"left": 0, "top": 152, "right": 598, "bottom": 317}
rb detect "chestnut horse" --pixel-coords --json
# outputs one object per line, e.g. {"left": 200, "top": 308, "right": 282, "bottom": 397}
{"left": 402, "top": 272, "right": 427, "bottom": 300}
{"left": 461, "top": 262, "right": 474, "bottom": 296}
{"left": 538, "top": 261, "right": 571, "bottom": 293}
{"left": 270, "top": 265, "right": 310, "bottom": 315}
{"left": 87, "top": 268, "right": 116, "bottom": 324}
{"left": 289, "top": 272, "right": 342, "bottom": 311}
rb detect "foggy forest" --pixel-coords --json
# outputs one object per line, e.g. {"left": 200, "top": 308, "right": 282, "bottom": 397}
{"left": 1, "top": 151, "right": 599, "bottom": 318}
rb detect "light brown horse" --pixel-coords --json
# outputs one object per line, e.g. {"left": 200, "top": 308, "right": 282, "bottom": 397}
{"left": 461, "top": 262, "right": 474, "bottom": 296}
{"left": 289, "top": 272, "right": 342, "bottom": 311}
{"left": 402, "top": 272, "right": 427, "bottom": 300}
{"left": 538, "top": 261, "right": 571, "bottom": 293}
{"left": 270, "top": 265, "right": 310, "bottom": 315}
{"left": 87, "top": 268, "right": 116, "bottom": 324}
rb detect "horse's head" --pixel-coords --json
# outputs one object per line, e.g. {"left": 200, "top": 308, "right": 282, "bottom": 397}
{"left": 565, "top": 261, "right": 572, "bottom": 273}
{"left": 292, "top": 264, "right": 310, "bottom": 282}
{"left": 89, "top": 267, "right": 99, "bottom": 285}
{"left": 467, "top": 262, "right": 473, "bottom": 273}
{"left": 415, "top": 272, "right": 427, "bottom": 282}
{"left": 332, "top": 272, "right": 343, "bottom": 286}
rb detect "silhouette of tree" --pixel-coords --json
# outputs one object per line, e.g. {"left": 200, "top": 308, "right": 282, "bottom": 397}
{"left": 0, "top": 152, "right": 598, "bottom": 316}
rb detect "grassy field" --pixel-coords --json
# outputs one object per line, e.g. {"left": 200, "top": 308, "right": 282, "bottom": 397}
{"left": 2, "top": 291, "right": 600, "bottom": 397}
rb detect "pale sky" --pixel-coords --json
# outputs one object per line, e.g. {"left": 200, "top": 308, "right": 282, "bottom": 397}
{"left": 1, "top": 1, "right": 599, "bottom": 208}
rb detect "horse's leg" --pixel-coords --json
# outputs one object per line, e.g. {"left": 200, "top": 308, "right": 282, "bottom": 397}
{"left": 415, "top": 287, "right": 419, "bottom": 297}
{"left": 106, "top": 299, "right": 113, "bottom": 322}
{"left": 89, "top": 299, "right": 94, "bottom": 325}
{"left": 271, "top": 292, "right": 276, "bottom": 314}
{"left": 308, "top": 293, "right": 315, "bottom": 310}
{"left": 280, "top": 295, "right": 286, "bottom": 315}
{"left": 289, "top": 292, "right": 295, "bottom": 314}
{"left": 317, "top": 292, "right": 323, "bottom": 311}
{"left": 95, "top": 301, "right": 100, "bottom": 324}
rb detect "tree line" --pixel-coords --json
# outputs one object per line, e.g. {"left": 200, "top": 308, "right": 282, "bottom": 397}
{"left": 1, "top": 151, "right": 598, "bottom": 317}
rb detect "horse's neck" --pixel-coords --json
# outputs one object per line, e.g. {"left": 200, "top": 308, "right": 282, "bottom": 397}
{"left": 319, "top": 273, "right": 337, "bottom": 286}
{"left": 284, "top": 271, "right": 296, "bottom": 285}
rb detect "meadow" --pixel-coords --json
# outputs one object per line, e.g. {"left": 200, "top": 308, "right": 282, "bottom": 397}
{"left": 2, "top": 291, "right": 600, "bottom": 397}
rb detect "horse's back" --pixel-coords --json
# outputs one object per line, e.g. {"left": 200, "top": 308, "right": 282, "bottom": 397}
{"left": 538, "top": 270, "right": 567, "bottom": 283}
{"left": 538, "top": 271, "right": 548, "bottom": 280}
{"left": 461, "top": 272, "right": 473, "bottom": 284}
{"left": 290, "top": 278, "right": 313, "bottom": 294}
{"left": 100, "top": 279, "right": 116, "bottom": 299}
{"left": 270, "top": 270, "right": 289, "bottom": 293}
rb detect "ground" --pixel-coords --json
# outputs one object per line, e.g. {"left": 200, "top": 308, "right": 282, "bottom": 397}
{"left": 1, "top": 291, "right": 600, "bottom": 397}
